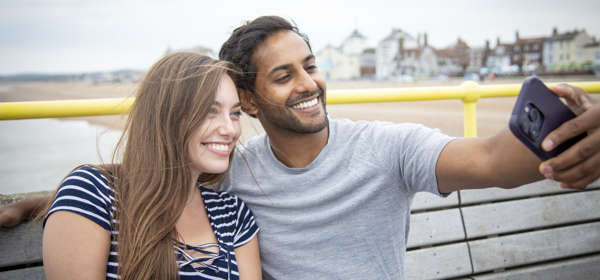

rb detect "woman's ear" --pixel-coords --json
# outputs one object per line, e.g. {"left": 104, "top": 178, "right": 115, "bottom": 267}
{"left": 239, "top": 89, "right": 259, "bottom": 118}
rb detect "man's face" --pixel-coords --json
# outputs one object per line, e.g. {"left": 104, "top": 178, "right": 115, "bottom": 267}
{"left": 250, "top": 30, "right": 328, "bottom": 134}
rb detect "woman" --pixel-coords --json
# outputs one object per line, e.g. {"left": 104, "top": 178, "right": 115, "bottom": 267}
{"left": 42, "top": 52, "right": 261, "bottom": 279}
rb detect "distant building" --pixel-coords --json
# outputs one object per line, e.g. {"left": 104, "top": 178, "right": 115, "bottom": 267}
{"left": 341, "top": 29, "right": 368, "bottom": 56}
{"left": 397, "top": 33, "right": 439, "bottom": 77}
{"left": 510, "top": 31, "right": 545, "bottom": 73}
{"left": 316, "top": 29, "right": 368, "bottom": 81}
{"left": 316, "top": 45, "right": 360, "bottom": 80}
{"left": 582, "top": 41, "right": 600, "bottom": 66}
{"left": 359, "top": 48, "right": 376, "bottom": 79}
{"left": 435, "top": 38, "right": 470, "bottom": 76}
{"left": 543, "top": 28, "right": 594, "bottom": 71}
{"left": 376, "top": 28, "right": 418, "bottom": 80}
{"left": 467, "top": 40, "right": 491, "bottom": 74}
{"left": 486, "top": 38, "right": 514, "bottom": 75}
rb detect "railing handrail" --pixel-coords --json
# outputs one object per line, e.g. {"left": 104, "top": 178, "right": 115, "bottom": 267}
{"left": 1, "top": 81, "right": 599, "bottom": 137}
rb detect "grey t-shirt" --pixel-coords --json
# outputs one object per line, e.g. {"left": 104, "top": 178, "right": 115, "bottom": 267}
{"left": 222, "top": 118, "right": 453, "bottom": 279}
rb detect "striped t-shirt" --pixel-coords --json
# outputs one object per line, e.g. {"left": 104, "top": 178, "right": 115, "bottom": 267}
{"left": 44, "top": 165, "right": 259, "bottom": 279}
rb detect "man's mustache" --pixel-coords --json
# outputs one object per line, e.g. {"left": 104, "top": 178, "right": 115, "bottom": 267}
{"left": 286, "top": 88, "right": 324, "bottom": 106}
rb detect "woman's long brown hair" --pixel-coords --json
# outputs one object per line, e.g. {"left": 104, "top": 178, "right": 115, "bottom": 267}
{"left": 111, "top": 52, "right": 239, "bottom": 279}
{"left": 41, "top": 52, "right": 239, "bottom": 280}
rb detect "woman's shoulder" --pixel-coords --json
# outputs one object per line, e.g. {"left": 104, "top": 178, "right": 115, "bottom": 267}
{"left": 59, "top": 164, "right": 115, "bottom": 201}
{"left": 199, "top": 186, "right": 238, "bottom": 205}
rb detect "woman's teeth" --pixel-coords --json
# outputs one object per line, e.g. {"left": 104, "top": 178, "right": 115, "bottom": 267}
{"left": 207, "top": 143, "right": 229, "bottom": 151}
{"left": 292, "top": 97, "right": 318, "bottom": 109}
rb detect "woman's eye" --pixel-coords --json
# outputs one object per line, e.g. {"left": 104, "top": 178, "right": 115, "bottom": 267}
{"left": 208, "top": 107, "right": 218, "bottom": 114}
{"left": 231, "top": 111, "right": 242, "bottom": 119}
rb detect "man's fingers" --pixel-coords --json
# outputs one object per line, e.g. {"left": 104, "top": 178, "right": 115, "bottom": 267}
{"left": 549, "top": 149, "right": 600, "bottom": 184}
{"left": 542, "top": 105, "right": 600, "bottom": 152}
{"left": 541, "top": 127, "right": 600, "bottom": 175}
{"left": 549, "top": 84, "right": 594, "bottom": 113}
{"left": 559, "top": 172, "right": 600, "bottom": 190}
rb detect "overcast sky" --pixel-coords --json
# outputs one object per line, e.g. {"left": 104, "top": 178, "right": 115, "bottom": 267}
{"left": 1, "top": 0, "right": 598, "bottom": 75}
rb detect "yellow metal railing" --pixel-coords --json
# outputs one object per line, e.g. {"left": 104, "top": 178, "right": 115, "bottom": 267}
{"left": 1, "top": 81, "right": 599, "bottom": 137}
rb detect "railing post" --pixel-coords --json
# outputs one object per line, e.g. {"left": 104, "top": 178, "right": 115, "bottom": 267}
{"left": 461, "top": 81, "right": 481, "bottom": 138}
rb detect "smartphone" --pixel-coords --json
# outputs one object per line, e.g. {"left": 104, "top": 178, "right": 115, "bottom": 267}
{"left": 509, "top": 76, "right": 586, "bottom": 160}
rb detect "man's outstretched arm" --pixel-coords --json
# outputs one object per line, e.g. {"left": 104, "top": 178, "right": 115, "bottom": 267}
{"left": 0, "top": 195, "right": 50, "bottom": 227}
{"left": 437, "top": 84, "right": 600, "bottom": 193}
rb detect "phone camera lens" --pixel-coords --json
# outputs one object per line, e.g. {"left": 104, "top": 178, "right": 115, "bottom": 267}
{"left": 528, "top": 108, "right": 539, "bottom": 122}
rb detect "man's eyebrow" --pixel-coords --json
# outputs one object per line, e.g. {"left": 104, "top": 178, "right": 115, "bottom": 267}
{"left": 268, "top": 54, "right": 316, "bottom": 76}
{"left": 269, "top": 64, "right": 292, "bottom": 75}
{"left": 303, "top": 54, "right": 315, "bottom": 63}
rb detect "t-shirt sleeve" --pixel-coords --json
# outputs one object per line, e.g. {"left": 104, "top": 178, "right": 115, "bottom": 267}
{"left": 43, "top": 166, "right": 113, "bottom": 231}
{"left": 233, "top": 197, "right": 259, "bottom": 248}
{"left": 396, "top": 124, "right": 454, "bottom": 195}
{"left": 368, "top": 122, "right": 453, "bottom": 196}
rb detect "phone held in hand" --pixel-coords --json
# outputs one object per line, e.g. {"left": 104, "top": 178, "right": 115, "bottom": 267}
{"left": 509, "top": 76, "right": 586, "bottom": 160}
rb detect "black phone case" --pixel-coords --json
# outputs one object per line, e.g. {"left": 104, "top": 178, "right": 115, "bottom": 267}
{"left": 509, "top": 76, "right": 586, "bottom": 160}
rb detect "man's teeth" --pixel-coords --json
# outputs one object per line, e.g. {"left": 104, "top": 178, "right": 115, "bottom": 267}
{"left": 292, "top": 97, "right": 318, "bottom": 110}
{"left": 207, "top": 144, "right": 229, "bottom": 152}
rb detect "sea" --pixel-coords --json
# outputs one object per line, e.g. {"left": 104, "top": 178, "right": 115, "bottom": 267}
{"left": 0, "top": 118, "right": 122, "bottom": 194}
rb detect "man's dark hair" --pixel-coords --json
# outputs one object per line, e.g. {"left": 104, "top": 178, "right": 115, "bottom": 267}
{"left": 219, "top": 16, "right": 312, "bottom": 93}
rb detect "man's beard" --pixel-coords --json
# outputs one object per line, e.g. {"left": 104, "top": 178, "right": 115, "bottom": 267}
{"left": 257, "top": 88, "right": 328, "bottom": 134}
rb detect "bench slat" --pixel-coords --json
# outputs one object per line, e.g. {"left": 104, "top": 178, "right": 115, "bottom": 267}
{"left": 0, "top": 267, "right": 45, "bottom": 280}
{"left": 472, "top": 254, "right": 600, "bottom": 280}
{"left": 0, "top": 221, "right": 43, "bottom": 267}
{"left": 411, "top": 191, "right": 458, "bottom": 211}
{"left": 469, "top": 222, "right": 600, "bottom": 273}
{"left": 406, "top": 242, "right": 472, "bottom": 280}
{"left": 460, "top": 179, "right": 600, "bottom": 205}
{"left": 463, "top": 189, "right": 600, "bottom": 238}
{"left": 408, "top": 208, "right": 465, "bottom": 248}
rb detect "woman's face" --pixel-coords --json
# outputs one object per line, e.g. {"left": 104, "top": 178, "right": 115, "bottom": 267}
{"left": 188, "top": 74, "right": 241, "bottom": 176}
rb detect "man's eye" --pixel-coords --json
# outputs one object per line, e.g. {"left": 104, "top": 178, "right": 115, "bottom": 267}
{"left": 208, "top": 107, "right": 218, "bottom": 114}
{"left": 232, "top": 111, "right": 242, "bottom": 119}
{"left": 275, "top": 75, "right": 290, "bottom": 83}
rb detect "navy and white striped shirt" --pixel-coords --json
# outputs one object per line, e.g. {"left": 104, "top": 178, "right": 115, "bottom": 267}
{"left": 44, "top": 165, "right": 259, "bottom": 279}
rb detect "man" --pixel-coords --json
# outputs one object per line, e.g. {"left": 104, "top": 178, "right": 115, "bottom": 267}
{"left": 216, "top": 16, "right": 600, "bottom": 279}
{"left": 2, "top": 15, "right": 600, "bottom": 279}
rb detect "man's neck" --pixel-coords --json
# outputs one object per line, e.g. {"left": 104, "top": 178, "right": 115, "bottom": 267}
{"left": 265, "top": 125, "right": 329, "bottom": 169}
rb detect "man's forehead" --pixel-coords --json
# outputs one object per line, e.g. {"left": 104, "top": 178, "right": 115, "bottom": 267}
{"left": 252, "top": 31, "right": 312, "bottom": 72}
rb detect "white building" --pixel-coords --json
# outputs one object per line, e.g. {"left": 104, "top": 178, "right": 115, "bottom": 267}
{"left": 316, "top": 29, "right": 368, "bottom": 81}
{"left": 316, "top": 45, "right": 360, "bottom": 81}
{"left": 543, "top": 28, "right": 594, "bottom": 71}
{"left": 375, "top": 28, "right": 418, "bottom": 80}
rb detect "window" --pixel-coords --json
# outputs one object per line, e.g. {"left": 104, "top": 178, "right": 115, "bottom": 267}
{"left": 514, "top": 46, "right": 521, "bottom": 52}
{"left": 596, "top": 51, "right": 600, "bottom": 61}
{"left": 533, "top": 44, "right": 539, "bottom": 51}
{"left": 524, "top": 45, "right": 530, "bottom": 51}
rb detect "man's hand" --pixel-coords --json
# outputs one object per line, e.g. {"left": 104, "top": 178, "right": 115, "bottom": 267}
{"left": 0, "top": 196, "right": 50, "bottom": 227}
{"left": 539, "top": 84, "right": 600, "bottom": 189}
{"left": 0, "top": 203, "right": 29, "bottom": 227}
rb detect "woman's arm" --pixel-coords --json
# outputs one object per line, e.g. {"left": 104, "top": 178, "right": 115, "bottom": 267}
{"left": 43, "top": 211, "right": 110, "bottom": 280}
{"left": 234, "top": 235, "right": 262, "bottom": 280}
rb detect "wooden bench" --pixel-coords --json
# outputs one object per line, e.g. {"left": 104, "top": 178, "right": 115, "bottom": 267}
{"left": 2, "top": 179, "right": 599, "bottom": 279}
{"left": 406, "top": 179, "right": 600, "bottom": 279}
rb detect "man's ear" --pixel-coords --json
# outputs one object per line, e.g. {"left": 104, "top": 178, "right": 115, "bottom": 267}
{"left": 239, "top": 88, "right": 259, "bottom": 118}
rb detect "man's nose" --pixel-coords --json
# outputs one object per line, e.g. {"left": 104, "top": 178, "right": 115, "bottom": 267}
{"left": 295, "top": 69, "right": 318, "bottom": 93}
